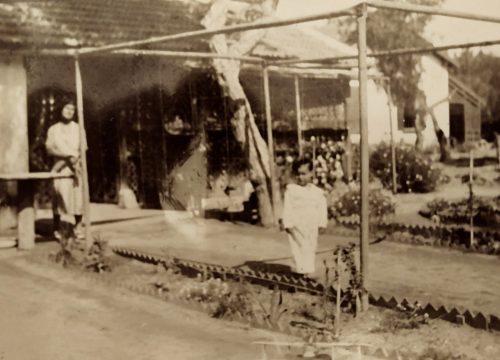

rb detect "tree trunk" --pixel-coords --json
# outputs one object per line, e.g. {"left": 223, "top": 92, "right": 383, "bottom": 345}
{"left": 201, "top": 0, "right": 278, "bottom": 227}
{"left": 414, "top": 114, "right": 425, "bottom": 152}
{"left": 429, "top": 108, "right": 450, "bottom": 162}
{"left": 414, "top": 92, "right": 452, "bottom": 160}
{"left": 423, "top": 92, "right": 452, "bottom": 162}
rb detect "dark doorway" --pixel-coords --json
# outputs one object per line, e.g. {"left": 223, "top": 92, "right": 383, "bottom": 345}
{"left": 450, "top": 103, "right": 465, "bottom": 144}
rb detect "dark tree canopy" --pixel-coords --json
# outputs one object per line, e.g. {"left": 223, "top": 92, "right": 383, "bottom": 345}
{"left": 336, "top": 0, "right": 443, "bottom": 110}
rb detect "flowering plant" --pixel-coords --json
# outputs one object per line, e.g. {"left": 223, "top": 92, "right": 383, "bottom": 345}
{"left": 330, "top": 186, "right": 396, "bottom": 220}
{"left": 304, "top": 137, "right": 347, "bottom": 190}
{"left": 179, "top": 276, "right": 230, "bottom": 302}
{"left": 179, "top": 276, "right": 254, "bottom": 318}
{"left": 423, "top": 196, "right": 500, "bottom": 226}
{"left": 370, "top": 142, "right": 441, "bottom": 193}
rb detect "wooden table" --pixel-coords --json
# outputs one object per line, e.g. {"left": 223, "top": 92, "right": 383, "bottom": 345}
{"left": 0, "top": 172, "right": 71, "bottom": 250}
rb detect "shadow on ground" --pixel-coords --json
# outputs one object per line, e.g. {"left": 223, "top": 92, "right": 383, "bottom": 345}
{"left": 235, "top": 260, "right": 293, "bottom": 276}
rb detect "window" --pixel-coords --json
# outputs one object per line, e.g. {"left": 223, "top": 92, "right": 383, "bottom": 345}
{"left": 398, "top": 105, "right": 416, "bottom": 131}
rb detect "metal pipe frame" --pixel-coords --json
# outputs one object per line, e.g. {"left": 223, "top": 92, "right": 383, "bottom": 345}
{"left": 8, "top": 1, "right": 500, "bottom": 63}
{"left": 262, "top": 66, "right": 278, "bottom": 224}
{"left": 74, "top": 57, "right": 93, "bottom": 252}
{"left": 357, "top": 3, "right": 370, "bottom": 311}
{"left": 294, "top": 75, "right": 304, "bottom": 157}
{"left": 76, "top": 8, "right": 357, "bottom": 55}
{"left": 367, "top": 0, "right": 500, "bottom": 24}
{"left": 16, "top": 37, "right": 500, "bottom": 70}
{"left": 102, "top": 49, "right": 264, "bottom": 63}
{"left": 55, "top": 0, "right": 500, "bottom": 305}
{"left": 271, "top": 39, "right": 500, "bottom": 66}
{"left": 11, "top": 48, "right": 264, "bottom": 63}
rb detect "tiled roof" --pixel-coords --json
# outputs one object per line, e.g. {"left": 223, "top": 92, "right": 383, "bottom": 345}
{"left": 251, "top": 23, "right": 356, "bottom": 62}
{"left": 0, "top": 0, "right": 208, "bottom": 51}
{"left": 1, "top": 1, "right": 358, "bottom": 65}
{"left": 449, "top": 75, "right": 486, "bottom": 108}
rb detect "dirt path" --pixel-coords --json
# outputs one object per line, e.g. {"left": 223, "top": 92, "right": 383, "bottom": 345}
{"left": 0, "top": 253, "right": 284, "bottom": 360}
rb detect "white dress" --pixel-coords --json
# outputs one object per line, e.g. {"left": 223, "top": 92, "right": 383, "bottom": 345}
{"left": 282, "top": 183, "right": 328, "bottom": 274}
{"left": 45, "top": 121, "right": 83, "bottom": 219}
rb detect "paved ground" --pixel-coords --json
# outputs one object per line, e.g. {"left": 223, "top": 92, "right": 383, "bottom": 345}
{"left": 0, "top": 251, "right": 286, "bottom": 360}
{"left": 96, "top": 211, "right": 500, "bottom": 316}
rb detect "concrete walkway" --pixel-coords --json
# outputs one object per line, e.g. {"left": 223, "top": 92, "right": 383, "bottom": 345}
{"left": 92, "top": 209, "right": 500, "bottom": 317}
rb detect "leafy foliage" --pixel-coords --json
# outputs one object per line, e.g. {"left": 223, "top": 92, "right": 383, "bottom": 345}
{"left": 320, "top": 243, "right": 367, "bottom": 318}
{"left": 304, "top": 138, "right": 347, "bottom": 190}
{"left": 330, "top": 186, "right": 396, "bottom": 220}
{"left": 252, "top": 286, "right": 288, "bottom": 327}
{"left": 84, "top": 235, "right": 113, "bottom": 273}
{"left": 423, "top": 196, "right": 500, "bottom": 226}
{"left": 333, "top": 243, "right": 366, "bottom": 314}
{"left": 337, "top": 0, "right": 444, "bottom": 110}
{"left": 370, "top": 142, "right": 441, "bottom": 192}
{"left": 276, "top": 137, "right": 347, "bottom": 192}
{"left": 372, "top": 302, "right": 430, "bottom": 334}
{"left": 401, "top": 347, "right": 475, "bottom": 360}
{"left": 180, "top": 277, "right": 230, "bottom": 302}
{"left": 212, "top": 283, "right": 255, "bottom": 319}
{"left": 179, "top": 277, "right": 255, "bottom": 319}
{"left": 51, "top": 230, "right": 112, "bottom": 273}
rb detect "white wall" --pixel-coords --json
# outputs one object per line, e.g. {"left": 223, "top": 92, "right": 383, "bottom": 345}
{"left": 349, "top": 54, "right": 449, "bottom": 148}
{"left": 421, "top": 55, "right": 450, "bottom": 142}
{"left": 0, "top": 55, "right": 28, "bottom": 230}
{"left": 348, "top": 79, "right": 398, "bottom": 145}
{"left": 0, "top": 55, "right": 28, "bottom": 173}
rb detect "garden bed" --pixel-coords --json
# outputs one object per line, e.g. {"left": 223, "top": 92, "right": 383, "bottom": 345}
{"left": 25, "top": 241, "right": 500, "bottom": 360}
{"left": 331, "top": 216, "right": 500, "bottom": 256}
{"left": 420, "top": 196, "right": 500, "bottom": 228}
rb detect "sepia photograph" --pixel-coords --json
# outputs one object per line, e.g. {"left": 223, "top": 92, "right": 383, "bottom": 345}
{"left": 0, "top": 0, "right": 499, "bottom": 358}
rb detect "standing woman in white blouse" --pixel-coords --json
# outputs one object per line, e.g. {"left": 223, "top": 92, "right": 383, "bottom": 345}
{"left": 281, "top": 157, "right": 328, "bottom": 276}
{"left": 45, "top": 100, "right": 84, "bottom": 239}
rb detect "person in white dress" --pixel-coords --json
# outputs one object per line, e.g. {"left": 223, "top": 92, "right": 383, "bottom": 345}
{"left": 45, "top": 101, "right": 84, "bottom": 239}
{"left": 281, "top": 158, "right": 328, "bottom": 275}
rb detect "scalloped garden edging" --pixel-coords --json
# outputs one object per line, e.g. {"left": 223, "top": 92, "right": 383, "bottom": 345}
{"left": 334, "top": 217, "right": 500, "bottom": 255}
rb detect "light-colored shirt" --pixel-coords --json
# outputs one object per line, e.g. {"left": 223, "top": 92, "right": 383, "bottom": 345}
{"left": 282, "top": 183, "right": 328, "bottom": 230}
{"left": 46, "top": 121, "right": 81, "bottom": 159}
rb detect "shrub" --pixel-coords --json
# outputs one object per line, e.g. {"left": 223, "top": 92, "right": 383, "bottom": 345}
{"left": 423, "top": 196, "right": 500, "bottom": 226}
{"left": 179, "top": 277, "right": 254, "bottom": 318}
{"left": 330, "top": 186, "right": 395, "bottom": 220}
{"left": 304, "top": 138, "right": 347, "bottom": 190}
{"left": 179, "top": 276, "right": 230, "bottom": 303}
{"left": 370, "top": 142, "right": 441, "bottom": 193}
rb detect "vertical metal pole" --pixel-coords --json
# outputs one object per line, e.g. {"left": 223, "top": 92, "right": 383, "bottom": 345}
{"left": 386, "top": 82, "right": 397, "bottom": 194}
{"left": 469, "top": 149, "right": 474, "bottom": 248}
{"left": 294, "top": 75, "right": 304, "bottom": 157}
{"left": 263, "top": 65, "right": 277, "bottom": 223}
{"left": 74, "top": 57, "right": 92, "bottom": 252}
{"left": 335, "top": 252, "right": 341, "bottom": 338}
{"left": 357, "top": 3, "right": 369, "bottom": 311}
{"left": 344, "top": 99, "right": 353, "bottom": 182}
{"left": 312, "top": 138, "right": 316, "bottom": 174}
